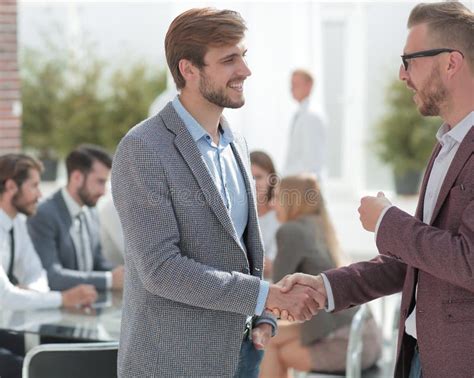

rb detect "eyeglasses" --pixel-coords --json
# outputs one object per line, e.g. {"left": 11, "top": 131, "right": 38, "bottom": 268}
{"left": 401, "top": 48, "right": 464, "bottom": 71}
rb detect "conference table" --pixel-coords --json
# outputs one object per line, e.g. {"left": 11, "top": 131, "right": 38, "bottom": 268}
{"left": 0, "top": 291, "right": 122, "bottom": 347}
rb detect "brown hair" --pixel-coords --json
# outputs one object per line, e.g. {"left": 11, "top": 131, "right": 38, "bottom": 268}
{"left": 165, "top": 8, "right": 247, "bottom": 89}
{"left": 0, "top": 154, "right": 43, "bottom": 195}
{"left": 408, "top": 2, "right": 474, "bottom": 73}
{"left": 66, "top": 144, "right": 112, "bottom": 181}
{"left": 277, "top": 174, "right": 345, "bottom": 267}
{"left": 250, "top": 150, "right": 277, "bottom": 202}
{"left": 292, "top": 69, "right": 314, "bottom": 86}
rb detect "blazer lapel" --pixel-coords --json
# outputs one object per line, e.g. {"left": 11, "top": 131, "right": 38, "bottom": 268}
{"left": 429, "top": 126, "right": 474, "bottom": 225}
{"left": 159, "top": 103, "right": 242, "bottom": 248}
{"left": 54, "top": 191, "right": 80, "bottom": 269}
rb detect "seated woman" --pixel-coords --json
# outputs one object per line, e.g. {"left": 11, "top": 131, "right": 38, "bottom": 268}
{"left": 250, "top": 151, "right": 280, "bottom": 280}
{"left": 260, "top": 174, "right": 382, "bottom": 377}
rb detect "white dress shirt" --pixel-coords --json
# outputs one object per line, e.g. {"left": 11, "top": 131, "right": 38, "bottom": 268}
{"left": 322, "top": 112, "right": 474, "bottom": 333}
{"left": 284, "top": 98, "right": 327, "bottom": 180}
{"left": 0, "top": 208, "right": 62, "bottom": 310}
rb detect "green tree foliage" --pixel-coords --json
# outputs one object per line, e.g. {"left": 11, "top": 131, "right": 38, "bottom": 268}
{"left": 374, "top": 78, "right": 441, "bottom": 176}
{"left": 21, "top": 45, "right": 166, "bottom": 157}
{"left": 101, "top": 63, "right": 166, "bottom": 151}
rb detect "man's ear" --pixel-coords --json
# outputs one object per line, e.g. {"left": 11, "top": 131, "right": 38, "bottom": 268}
{"left": 70, "top": 170, "right": 85, "bottom": 187}
{"left": 446, "top": 51, "right": 464, "bottom": 78}
{"left": 178, "top": 59, "right": 199, "bottom": 85}
{"left": 4, "top": 179, "right": 18, "bottom": 196}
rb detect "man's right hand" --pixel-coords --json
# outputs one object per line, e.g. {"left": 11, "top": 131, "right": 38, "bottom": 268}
{"left": 61, "top": 284, "right": 98, "bottom": 308}
{"left": 111, "top": 265, "right": 124, "bottom": 290}
{"left": 265, "top": 282, "right": 324, "bottom": 322}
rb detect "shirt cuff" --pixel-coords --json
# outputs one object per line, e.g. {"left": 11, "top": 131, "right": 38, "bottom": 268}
{"left": 105, "top": 272, "right": 113, "bottom": 290}
{"left": 254, "top": 280, "right": 270, "bottom": 316}
{"left": 50, "top": 291, "right": 64, "bottom": 308}
{"left": 374, "top": 205, "right": 393, "bottom": 241}
{"left": 320, "top": 273, "right": 335, "bottom": 312}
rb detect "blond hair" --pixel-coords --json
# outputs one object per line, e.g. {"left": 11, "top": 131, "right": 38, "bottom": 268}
{"left": 277, "top": 174, "right": 345, "bottom": 267}
{"left": 408, "top": 2, "right": 474, "bottom": 74}
{"left": 292, "top": 69, "right": 314, "bottom": 86}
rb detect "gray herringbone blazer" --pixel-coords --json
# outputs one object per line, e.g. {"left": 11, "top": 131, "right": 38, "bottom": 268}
{"left": 112, "top": 103, "right": 268, "bottom": 377}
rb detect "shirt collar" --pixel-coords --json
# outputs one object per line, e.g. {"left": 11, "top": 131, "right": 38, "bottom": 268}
{"left": 0, "top": 208, "right": 14, "bottom": 232}
{"left": 61, "top": 188, "right": 84, "bottom": 219}
{"left": 171, "top": 95, "right": 235, "bottom": 146}
{"left": 298, "top": 98, "right": 310, "bottom": 112}
{"left": 436, "top": 111, "right": 473, "bottom": 146}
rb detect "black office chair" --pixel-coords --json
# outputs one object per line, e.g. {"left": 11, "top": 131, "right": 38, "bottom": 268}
{"left": 22, "top": 341, "right": 118, "bottom": 378}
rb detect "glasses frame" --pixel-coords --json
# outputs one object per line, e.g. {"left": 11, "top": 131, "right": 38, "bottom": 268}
{"left": 401, "top": 48, "right": 464, "bottom": 71}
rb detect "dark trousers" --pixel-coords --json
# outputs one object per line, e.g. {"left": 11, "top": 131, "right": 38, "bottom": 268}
{"left": 0, "top": 330, "right": 24, "bottom": 378}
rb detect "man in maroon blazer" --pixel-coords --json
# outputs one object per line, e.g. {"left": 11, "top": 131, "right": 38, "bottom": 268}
{"left": 276, "top": 2, "right": 474, "bottom": 377}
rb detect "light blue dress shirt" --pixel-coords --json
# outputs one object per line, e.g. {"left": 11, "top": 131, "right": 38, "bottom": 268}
{"left": 172, "top": 96, "right": 268, "bottom": 315}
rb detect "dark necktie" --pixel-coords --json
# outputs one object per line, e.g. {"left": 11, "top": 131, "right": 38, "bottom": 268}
{"left": 7, "top": 227, "right": 18, "bottom": 285}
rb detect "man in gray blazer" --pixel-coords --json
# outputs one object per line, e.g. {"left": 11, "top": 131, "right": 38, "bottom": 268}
{"left": 28, "top": 145, "right": 124, "bottom": 291}
{"left": 112, "top": 8, "right": 320, "bottom": 378}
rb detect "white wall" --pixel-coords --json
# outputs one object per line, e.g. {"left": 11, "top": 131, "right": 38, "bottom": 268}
{"left": 21, "top": 1, "right": 467, "bottom": 193}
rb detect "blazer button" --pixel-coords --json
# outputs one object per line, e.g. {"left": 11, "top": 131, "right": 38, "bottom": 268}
{"left": 241, "top": 268, "right": 250, "bottom": 274}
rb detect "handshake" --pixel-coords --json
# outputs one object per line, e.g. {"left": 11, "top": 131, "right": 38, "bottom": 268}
{"left": 265, "top": 273, "right": 328, "bottom": 322}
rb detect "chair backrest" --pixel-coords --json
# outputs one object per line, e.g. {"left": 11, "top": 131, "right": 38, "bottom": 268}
{"left": 22, "top": 341, "right": 118, "bottom": 378}
{"left": 345, "top": 304, "right": 370, "bottom": 378}
{"left": 298, "top": 304, "right": 374, "bottom": 378}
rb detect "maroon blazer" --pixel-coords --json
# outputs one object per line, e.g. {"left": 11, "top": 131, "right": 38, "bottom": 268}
{"left": 325, "top": 126, "right": 474, "bottom": 377}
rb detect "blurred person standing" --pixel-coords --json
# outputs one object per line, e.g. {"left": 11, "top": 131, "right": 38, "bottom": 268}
{"left": 0, "top": 153, "right": 97, "bottom": 378}
{"left": 250, "top": 151, "right": 280, "bottom": 280}
{"left": 28, "top": 145, "right": 124, "bottom": 291}
{"left": 284, "top": 69, "right": 327, "bottom": 181}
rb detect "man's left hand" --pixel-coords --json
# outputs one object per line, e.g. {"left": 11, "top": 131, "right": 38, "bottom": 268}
{"left": 252, "top": 323, "right": 272, "bottom": 350}
{"left": 358, "top": 192, "right": 392, "bottom": 232}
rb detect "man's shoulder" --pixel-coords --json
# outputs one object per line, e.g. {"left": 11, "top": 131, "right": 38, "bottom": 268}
{"left": 120, "top": 105, "right": 176, "bottom": 150}
{"left": 32, "top": 190, "right": 64, "bottom": 224}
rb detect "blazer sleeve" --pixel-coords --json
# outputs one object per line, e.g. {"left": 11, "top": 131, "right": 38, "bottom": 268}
{"left": 377, "top": 203, "right": 474, "bottom": 293}
{"left": 324, "top": 255, "right": 406, "bottom": 312}
{"left": 112, "top": 134, "right": 261, "bottom": 316}
{"left": 27, "top": 208, "right": 108, "bottom": 291}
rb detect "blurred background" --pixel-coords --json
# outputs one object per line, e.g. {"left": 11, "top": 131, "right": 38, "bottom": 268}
{"left": 3, "top": 0, "right": 470, "bottom": 258}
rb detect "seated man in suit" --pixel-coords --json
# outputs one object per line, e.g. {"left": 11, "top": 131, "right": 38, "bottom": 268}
{"left": 0, "top": 153, "right": 97, "bottom": 378}
{"left": 28, "top": 145, "right": 123, "bottom": 291}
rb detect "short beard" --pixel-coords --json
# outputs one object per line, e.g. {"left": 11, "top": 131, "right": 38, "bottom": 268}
{"left": 417, "top": 64, "right": 447, "bottom": 117}
{"left": 77, "top": 179, "right": 97, "bottom": 207}
{"left": 199, "top": 70, "right": 244, "bottom": 109}
{"left": 12, "top": 190, "right": 36, "bottom": 216}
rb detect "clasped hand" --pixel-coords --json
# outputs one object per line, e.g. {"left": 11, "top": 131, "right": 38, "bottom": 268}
{"left": 265, "top": 273, "right": 328, "bottom": 322}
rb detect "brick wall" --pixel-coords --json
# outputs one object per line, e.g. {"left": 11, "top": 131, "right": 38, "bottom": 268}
{"left": 0, "top": 0, "right": 21, "bottom": 154}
